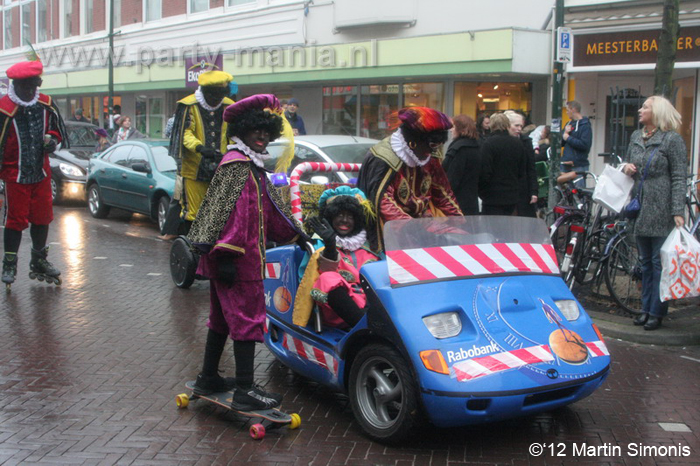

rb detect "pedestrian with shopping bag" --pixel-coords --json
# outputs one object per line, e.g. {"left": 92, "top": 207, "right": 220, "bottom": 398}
{"left": 620, "top": 96, "right": 687, "bottom": 331}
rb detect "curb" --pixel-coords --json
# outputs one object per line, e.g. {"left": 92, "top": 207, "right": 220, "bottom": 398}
{"left": 591, "top": 315, "right": 700, "bottom": 346}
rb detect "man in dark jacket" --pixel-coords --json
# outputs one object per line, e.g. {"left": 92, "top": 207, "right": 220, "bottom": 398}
{"left": 561, "top": 100, "right": 592, "bottom": 187}
{"left": 284, "top": 98, "right": 306, "bottom": 135}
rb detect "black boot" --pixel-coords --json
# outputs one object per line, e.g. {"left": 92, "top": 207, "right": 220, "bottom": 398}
{"left": 644, "top": 316, "right": 663, "bottom": 331}
{"left": 633, "top": 313, "right": 649, "bottom": 326}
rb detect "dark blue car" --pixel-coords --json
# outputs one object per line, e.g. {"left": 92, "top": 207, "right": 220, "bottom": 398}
{"left": 86, "top": 139, "right": 175, "bottom": 231}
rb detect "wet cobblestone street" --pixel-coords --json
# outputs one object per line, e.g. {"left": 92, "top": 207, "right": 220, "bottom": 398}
{"left": 1, "top": 205, "right": 699, "bottom": 465}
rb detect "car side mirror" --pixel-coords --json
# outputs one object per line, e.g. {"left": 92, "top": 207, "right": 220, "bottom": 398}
{"left": 131, "top": 162, "right": 151, "bottom": 173}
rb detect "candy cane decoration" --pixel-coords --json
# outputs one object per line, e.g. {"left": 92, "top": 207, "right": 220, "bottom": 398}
{"left": 289, "top": 162, "right": 362, "bottom": 223}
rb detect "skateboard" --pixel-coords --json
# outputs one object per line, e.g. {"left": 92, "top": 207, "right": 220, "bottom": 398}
{"left": 176, "top": 381, "right": 301, "bottom": 439}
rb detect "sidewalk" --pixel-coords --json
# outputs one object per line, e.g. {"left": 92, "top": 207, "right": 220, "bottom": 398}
{"left": 580, "top": 294, "right": 700, "bottom": 346}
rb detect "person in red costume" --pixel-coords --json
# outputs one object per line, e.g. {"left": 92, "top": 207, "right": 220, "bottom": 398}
{"left": 0, "top": 57, "right": 68, "bottom": 290}
{"left": 357, "top": 106, "right": 462, "bottom": 252}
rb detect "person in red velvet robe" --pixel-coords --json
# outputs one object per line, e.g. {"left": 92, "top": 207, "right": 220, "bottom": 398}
{"left": 358, "top": 106, "right": 462, "bottom": 252}
{"left": 187, "top": 94, "right": 309, "bottom": 411}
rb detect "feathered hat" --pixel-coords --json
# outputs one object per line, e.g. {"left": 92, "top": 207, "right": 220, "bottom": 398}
{"left": 223, "top": 94, "right": 295, "bottom": 173}
{"left": 397, "top": 106, "right": 453, "bottom": 133}
{"left": 6, "top": 42, "right": 43, "bottom": 80}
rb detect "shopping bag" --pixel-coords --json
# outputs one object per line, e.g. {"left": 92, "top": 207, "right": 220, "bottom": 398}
{"left": 592, "top": 165, "right": 634, "bottom": 213}
{"left": 660, "top": 227, "right": 700, "bottom": 302}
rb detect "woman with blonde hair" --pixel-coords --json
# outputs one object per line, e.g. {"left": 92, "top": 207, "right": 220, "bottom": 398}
{"left": 622, "top": 95, "right": 687, "bottom": 331}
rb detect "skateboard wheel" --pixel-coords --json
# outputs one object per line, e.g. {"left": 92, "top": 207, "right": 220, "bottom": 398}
{"left": 250, "top": 423, "right": 266, "bottom": 440}
{"left": 175, "top": 393, "right": 189, "bottom": 408}
{"left": 289, "top": 413, "right": 301, "bottom": 430}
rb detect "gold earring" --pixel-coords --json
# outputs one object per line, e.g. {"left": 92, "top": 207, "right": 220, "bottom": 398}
{"left": 409, "top": 141, "right": 417, "bottom": 149}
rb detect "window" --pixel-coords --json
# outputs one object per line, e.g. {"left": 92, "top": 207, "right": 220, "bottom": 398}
{"left": 190, "top": 0, "right": 208, "bottom": 13}
{"left": 228, "top": 0, "right": 255, "bottom": 6}
{"left": 37, "top": 0, "right": 47, "bottom": 42}
{"left": 85, "top": 0, "right": 94, "bottom": 33}
{"left": 152, "top": 147, "right": 177, "bottom": 172}
{"left": 128, "top": 147, "right": 149, "bottom": 168}
{"left": 63, "top": 0, "right": 72, "bottom": 37}
{"left": 4, "top": 8, "right": 12, "bottom": 49}
{"left": 145, "top": 0, "right": 161, "bottom": 21}
{"left": 322, "top": 86, "right": 358, "bottom": 136}
{"left": 105, "top": 145, "right": 132, "bottom": 166}
{"left": 113, "top": 0, "right": 121, "bottom": 28}
{"left": 360, "top": 84, "right": 400, "bottom": 140}
{"left": 453, "top": 81, "right": 532, "bottom": 120}
{"left": 21, "top": 3, "right": 31, "bottom": 44}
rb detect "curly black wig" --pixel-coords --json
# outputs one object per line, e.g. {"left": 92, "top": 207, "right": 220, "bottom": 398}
{"left": 320, "top": 196, "right": 366, "bottom": 237}
{"left": 400, "top": 125, "right": 449, "bottom": 147}
{"left": 227, "top": 109, "right": 284, "bottom": 140}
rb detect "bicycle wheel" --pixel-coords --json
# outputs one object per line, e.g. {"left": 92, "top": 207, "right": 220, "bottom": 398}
{"left": 575, "top": 229, "right": 607, "bottom": 285}
{"left": 603, "top": 233, "right": 643, "bottom": 315}
{"left": 550, "top": 213, "right": 584, "bottom": 268}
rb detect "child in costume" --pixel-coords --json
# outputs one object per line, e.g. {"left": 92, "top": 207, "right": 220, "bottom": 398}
{"left": 358, "top": 106, "right": 462, "bottom": 252}
{"left": 187, "top": 94, "right": 309, "bottom": 410}
{"left": 0, "top": 56, "right": 69, "bottom": 289}
{"left": 295, "top": 187, "right": 380, "bottom": 329}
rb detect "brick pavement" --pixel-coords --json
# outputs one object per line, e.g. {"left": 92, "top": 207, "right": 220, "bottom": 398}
{"left": 0, "top": 205, "right": 699, "bottom": 465}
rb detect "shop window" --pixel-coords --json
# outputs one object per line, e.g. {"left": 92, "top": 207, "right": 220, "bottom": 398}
{"left": 673, "top": 76, "right": 694, "bottom": 163}
{"left": 603, "top": 88, "right": 644, "bottom": 159}
{"left": 322, "top": 86, "right": 358, "bottom": 136}
{"left": 454, "top": 81, "right": 532, "bottom": 120}
{"left": 360, "top": 84, "right": 399, "bottom": 140}
{"left": 37, "top": 0, "right": 47, "bottom": 42}
{"left": 403, "top": 82, "right": 444, "bottom": 112}
{"left": 148, "top": 97, "right": 164, "bottom": 138}
{"left": 85, "top": 0, "right": 93, "bottom": 33}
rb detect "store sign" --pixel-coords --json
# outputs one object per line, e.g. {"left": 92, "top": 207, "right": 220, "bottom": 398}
{"left": 574, "top": 27, "right": 700, "bottom": 67}
{"left": 185, "top": 55, "right": 224, "bottom": 88}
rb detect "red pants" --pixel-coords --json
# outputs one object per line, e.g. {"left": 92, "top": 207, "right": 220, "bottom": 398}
{"left": 2, "top": 176, "right": 53, "bottom": 231}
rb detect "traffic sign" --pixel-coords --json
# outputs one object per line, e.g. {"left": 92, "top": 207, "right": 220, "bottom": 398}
{"left": 557, "top": 27, "right": 572, "bottom": 63}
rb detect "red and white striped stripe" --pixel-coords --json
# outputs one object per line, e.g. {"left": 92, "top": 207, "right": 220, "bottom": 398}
{"left": 387, "top": 243, "right": 559, "bottom": 285}
{"left": 451, "top": 340, "right": 608, "bottom": 382}
{"left": 289, "top": 162, "right": 362, "bottom": 223}
{"left": 282, "top": 333, "right": 339, "bottom": 378}
{"left": 265, "top": 262, "right": 281, "bottom": 279}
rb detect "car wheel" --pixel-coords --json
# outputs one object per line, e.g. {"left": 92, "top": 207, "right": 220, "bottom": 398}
{"left": 87, "top": 184, "right": 110, "bottom": 218}
{"left": 51, "top": 178, "right": 63, "bottom": 204}
{"left": 349, "top": 343, "right": 420, "bottom": 443}
{"left": 157, "top": 196, "right": 170, "bottom": 233}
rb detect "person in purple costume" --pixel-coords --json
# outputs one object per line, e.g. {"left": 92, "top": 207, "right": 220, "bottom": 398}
{"left": 187, "top": 94, "right": 310, "bottom": 410}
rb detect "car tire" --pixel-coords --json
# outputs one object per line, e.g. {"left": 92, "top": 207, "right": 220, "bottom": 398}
{"left": 157, "top": 196, "right": 170, "bottom": 233}
{"left": 87, "top": 184, "right": 110, "bottom": 218}
{"left": 51, "top": 178, "right": 63, "bottom": 204}
{"left": 349, "top": 343, "right": 420, "bottom": 443}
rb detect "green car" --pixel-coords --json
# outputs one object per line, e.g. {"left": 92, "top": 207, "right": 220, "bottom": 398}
{"left": 86, "top": 139, "right": 176, "bottom": 231}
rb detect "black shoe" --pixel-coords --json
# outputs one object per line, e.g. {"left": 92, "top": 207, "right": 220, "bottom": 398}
{"left": 192, "top": 373, "right": 236, "bottom": 396}
{"left": 231, "top": 384, "right": 283, "bottom": 411}
{"left": 633, "top": 313, "right": 649, "bottom": 326}
{"left": 644, "top": 316, "right": 663, "bottom": 331}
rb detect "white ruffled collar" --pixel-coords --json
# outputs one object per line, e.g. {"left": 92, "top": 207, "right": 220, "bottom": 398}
{"left": 228, "top": 136, "right": 270, "bottom": 168}
{"left": 390, "top": 130, "right": 430, "bottom": 168}
{"left": 195, "top": 87, "right": 224, "bottom": 112}
{"left": 8, "top": 82, "right": 40, "bottom": 107}
{"left": 336, "top": 230, "right": 367, "bottom": 252}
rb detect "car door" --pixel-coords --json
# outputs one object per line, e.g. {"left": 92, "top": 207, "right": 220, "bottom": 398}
{"left": 119, "top": 146, "right": 154, "bottom": 214}
{"left": 96, "top": 145, "right": 133, "bottom": 206}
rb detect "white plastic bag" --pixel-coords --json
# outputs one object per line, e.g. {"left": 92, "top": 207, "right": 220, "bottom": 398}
{"left": 592, "top": 165, "right": 634, "bottom": 213}
{"left": 660, "top": 227, "right": 700, "bottom": 302}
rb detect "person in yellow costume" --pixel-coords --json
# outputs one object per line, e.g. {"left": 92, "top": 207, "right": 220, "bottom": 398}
{"left": 162, "top": 70, "right": 234, "bottom": 237}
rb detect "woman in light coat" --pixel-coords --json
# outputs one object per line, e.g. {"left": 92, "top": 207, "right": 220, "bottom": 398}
{"left": 622, "top": 95, "right": 687, "bottom": 331}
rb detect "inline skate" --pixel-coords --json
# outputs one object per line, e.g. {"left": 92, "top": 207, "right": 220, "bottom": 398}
{"left": 29, "top": 247, "right": 62, "bottom": 285}
{"left": 2, "top": 252, "right": 17, "bottom": 292}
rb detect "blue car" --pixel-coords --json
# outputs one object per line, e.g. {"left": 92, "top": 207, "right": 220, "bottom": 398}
{"left": 86, "top": 139, "right": 175, "bottom": 231}
{"left": 263, "top": 215, "right": 611, "bottom": 443}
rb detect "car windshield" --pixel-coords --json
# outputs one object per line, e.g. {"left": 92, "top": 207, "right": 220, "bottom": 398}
{"left": 68, "top": 126, "right": 97, "bottom": 147}
{"left": 152, "top": 147, "right": 177, "bottom": 172}
{"left": 383, "top": 216, "right": 558, "bottom": 286}
{"left": 317, "top": 144, "right": 373, "bottom": 164}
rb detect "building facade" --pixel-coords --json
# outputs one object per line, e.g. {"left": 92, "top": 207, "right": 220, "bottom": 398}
{"left": 1, "top": 0, "right": 556, "bottom": 139}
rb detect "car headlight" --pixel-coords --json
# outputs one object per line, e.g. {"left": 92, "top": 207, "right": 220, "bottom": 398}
{"left": 59, "top": 162, "right": 84, "bottom": 177}
{"left": 423, "top": 312, "right": 462, "bottom": 339}
{"left": 554, "top": 299, "right": 580, "bottom": 321}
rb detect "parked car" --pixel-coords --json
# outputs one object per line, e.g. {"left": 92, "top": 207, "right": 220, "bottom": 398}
{"left": 50, "top": 121, "right": 100, "bottom": 203}
{"left": 86, "top": 139, "right": 175, "bottom": 231}
{"left": 265, "top": 135, "right": 378, "bottom": 183}
{"left": 264, "top": 214, "right": 610, "bottom": 443}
